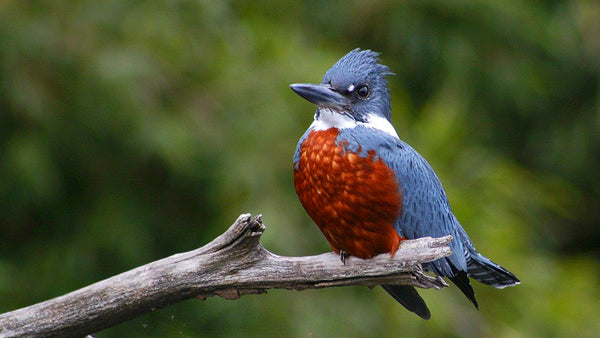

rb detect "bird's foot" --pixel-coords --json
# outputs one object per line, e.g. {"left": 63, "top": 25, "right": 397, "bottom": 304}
{"left": 340, "top": 250, "right": 349, "bottom": 265}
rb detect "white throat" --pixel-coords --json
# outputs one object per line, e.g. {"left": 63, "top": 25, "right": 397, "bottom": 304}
{"left": 310, "top": 107, "right": 399, "bottom": 139}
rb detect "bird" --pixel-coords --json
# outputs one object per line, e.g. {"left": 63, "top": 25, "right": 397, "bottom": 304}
{"left": 290, "top": 48, "right": 520, "bottom": 319}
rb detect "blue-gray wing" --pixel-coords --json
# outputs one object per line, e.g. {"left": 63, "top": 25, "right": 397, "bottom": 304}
{"left": 380, "top": 137, "right": 470, "bottom": 276}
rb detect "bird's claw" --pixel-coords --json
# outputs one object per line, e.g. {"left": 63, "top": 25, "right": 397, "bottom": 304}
{"left": 340, "top": 250, "right": 349, "bottom": 265}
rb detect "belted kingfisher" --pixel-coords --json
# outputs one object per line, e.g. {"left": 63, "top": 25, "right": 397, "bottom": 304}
{"left": 290, "top": 49, "right": 519, "bottom": 319}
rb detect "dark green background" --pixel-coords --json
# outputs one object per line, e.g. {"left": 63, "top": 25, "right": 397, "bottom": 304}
{"left": 1, "top": 1, "right": 599, "bottom": 337}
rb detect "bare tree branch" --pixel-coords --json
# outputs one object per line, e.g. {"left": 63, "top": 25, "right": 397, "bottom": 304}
{"left": 0, "top": 214, "right": 452, "bottom": 338}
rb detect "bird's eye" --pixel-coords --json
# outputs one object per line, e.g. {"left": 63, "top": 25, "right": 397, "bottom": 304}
{"left": 357, "top": 85, "right": 369, "bottom": 99}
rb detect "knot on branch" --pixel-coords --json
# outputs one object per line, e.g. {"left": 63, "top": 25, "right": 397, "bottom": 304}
{"left": 200, "top": 213, "right": 266, "bottom": 255}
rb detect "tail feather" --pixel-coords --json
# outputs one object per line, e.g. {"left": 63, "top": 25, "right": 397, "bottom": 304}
{"left": 427, "top": 257, "right": 479, "bottom": 309}
{"left": 467, "top": 251, "right": 520, "bottom": 288}
{"left": 382, "top": 285, "right": 431, "bottom": 320}
{"left": 448, "top": 271, "right": 478, "bottom": 309}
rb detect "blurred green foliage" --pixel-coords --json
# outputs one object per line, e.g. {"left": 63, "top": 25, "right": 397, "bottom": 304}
{"left": 1, "top": 0, "right": 599, "bottom": 337}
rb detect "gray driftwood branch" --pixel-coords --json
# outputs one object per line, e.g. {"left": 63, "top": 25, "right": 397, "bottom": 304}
{"left": 0, "top": 213, "right": 452, "bottom": 338}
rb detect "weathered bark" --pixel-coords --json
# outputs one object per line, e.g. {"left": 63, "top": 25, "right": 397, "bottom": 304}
{"left": 0, "top": 214, "right": 451, "bottom": 338}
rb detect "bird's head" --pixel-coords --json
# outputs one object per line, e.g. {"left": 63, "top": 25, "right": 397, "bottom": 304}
{"left": 290, "top": 49, "right": 394, "bottom": 130}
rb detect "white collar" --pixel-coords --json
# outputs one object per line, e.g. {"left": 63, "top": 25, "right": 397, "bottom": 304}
{"left": 310, "top": 107, "right": 399, "bottom": 139}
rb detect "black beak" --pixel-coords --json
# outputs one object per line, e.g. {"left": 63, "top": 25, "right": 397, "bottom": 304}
{"left": 289, "top": 83, "right": 349, "bottom": 109}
